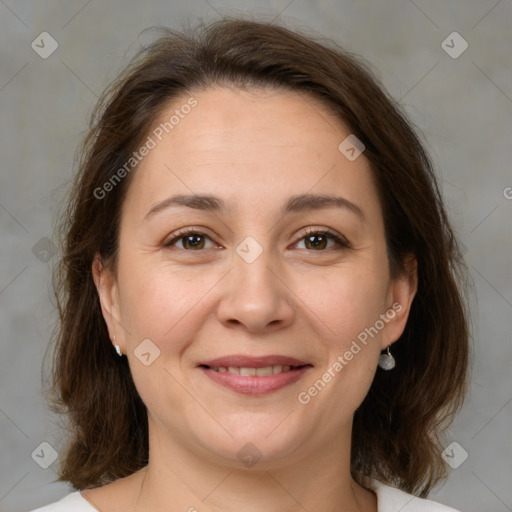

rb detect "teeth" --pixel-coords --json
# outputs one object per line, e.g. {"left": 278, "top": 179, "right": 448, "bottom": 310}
{"left": 256, "top": 366, "right": 273, "bottom": 376}
{"left": 210, "top": 365, "right": 296, "bottom": 375}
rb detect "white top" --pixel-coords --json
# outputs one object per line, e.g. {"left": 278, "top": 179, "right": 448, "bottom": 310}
{"left": 30, "top": 477, "right": 460, "bottom": 511}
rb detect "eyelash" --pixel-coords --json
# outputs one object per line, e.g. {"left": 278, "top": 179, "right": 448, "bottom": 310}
{"left": 162, "top": 227, "right": 351, "bottom": 252}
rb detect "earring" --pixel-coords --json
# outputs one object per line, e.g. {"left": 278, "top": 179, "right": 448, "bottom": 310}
{"left": 378, "top": 345, "right": 395, "bottom": 370}
{"left": 114, "top": 335, "right": 122, "bottom": 357}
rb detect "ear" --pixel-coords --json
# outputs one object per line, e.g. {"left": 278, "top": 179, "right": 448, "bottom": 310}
{"left": 92, "top": 253, "right": 125, "bottom": 352}
{"left": 381, "top": 254, "right": 418, "bottom": 349}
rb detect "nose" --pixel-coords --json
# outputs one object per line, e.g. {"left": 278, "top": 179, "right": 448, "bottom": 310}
{"left": 216, "top": 246, "right": 295, "bottom": 333}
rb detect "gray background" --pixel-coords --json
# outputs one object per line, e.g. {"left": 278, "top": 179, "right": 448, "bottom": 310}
{"left": 1, "top": 1, "right": 511, "bottom": 511}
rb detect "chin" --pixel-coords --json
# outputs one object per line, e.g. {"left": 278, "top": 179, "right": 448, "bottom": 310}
{"left": 184, "top": 410, "right": 314, "bottom": 469}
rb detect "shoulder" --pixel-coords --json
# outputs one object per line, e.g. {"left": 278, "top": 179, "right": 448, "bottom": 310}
{"left": 362, "top": 476, "right": 461, "bottom": 512}
{"left": 30, "top": 491, "right": 97, "bottom": 512}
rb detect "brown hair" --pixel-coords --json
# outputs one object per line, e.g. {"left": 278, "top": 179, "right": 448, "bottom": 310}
{"left": 47, "top": 16, "right": 470, "bottom": 497}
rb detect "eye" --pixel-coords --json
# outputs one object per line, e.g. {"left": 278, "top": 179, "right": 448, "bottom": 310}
{"left": 163, "top": 228, "right": 219, "bottom": 251}
{"left": 294, "top": 228, "right": 350, "bottom": 251}
{"left": 163, "top": 227, "right": 350, "bottom": 252}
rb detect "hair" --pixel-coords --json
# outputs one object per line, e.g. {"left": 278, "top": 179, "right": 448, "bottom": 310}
{"left": 46, "top": 16, "right": 470, "bottom": 497}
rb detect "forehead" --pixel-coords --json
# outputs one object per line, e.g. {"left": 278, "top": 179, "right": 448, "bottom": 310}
{"left": 123, "top": 86, "right": 381, "bottom": 224}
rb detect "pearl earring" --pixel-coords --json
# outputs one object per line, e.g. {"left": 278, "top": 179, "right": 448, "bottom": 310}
{"left": 114, "top": 335, "right": 122, "bottom": 357}
{"left": 378, "top": 345, "right": 395, "bottom": 370}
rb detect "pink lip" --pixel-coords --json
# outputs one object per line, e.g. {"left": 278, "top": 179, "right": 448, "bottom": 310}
{"left": 198, "top": 354, "right": 313, "bottom": 396}
{"left": 200, "top": 366, "right": 311, "bottom": 395}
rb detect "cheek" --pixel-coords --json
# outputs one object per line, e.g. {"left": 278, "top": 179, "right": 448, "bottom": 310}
{"left": 292, "top": 267, "right": 387, "bottom": 413}
{"left": 117, "top": 264, "right": 211, "bottom": 413}
{"left": 296, "top": 265, "right": 388, "bottom": 349}
{"left": 117, "top": 257, "right": 219, "bottom": 349}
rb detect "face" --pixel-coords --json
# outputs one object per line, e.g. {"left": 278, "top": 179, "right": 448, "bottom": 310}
{"left": 94, "top": 86, "right": 416, "bottom": 469}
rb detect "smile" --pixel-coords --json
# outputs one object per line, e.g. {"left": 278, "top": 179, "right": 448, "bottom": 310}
{"left": 198, "top": 355, "right": 313, "bottom": 395}
{"left": 208, "top": 365, "right": 294, "bottom": 375}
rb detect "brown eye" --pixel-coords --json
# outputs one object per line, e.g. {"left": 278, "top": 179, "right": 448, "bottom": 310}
{"left": 180, "top": 234, "right": 206, "bottom": 250}
{"left": 163, "top": 230, "right": 216, "bottom": 251}
{"left": 304, "top": 233, "right": 329, "bottom": 250}
{"left": 295, "top": 229, "right": 350, "bottom": 251}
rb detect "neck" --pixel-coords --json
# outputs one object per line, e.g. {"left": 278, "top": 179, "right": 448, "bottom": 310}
{"left": 133, "top": 421, "right": 376, "bottom": 512}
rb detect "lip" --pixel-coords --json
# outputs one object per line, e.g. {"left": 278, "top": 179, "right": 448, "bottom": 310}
{"left": 198, "top": 354, "right": 313, "bottom": 396}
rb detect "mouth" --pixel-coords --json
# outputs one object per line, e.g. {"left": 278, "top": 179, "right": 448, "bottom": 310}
{"left": 198, "top": 355, "right": 313, "bottom": 395}
{"left": 203, "top": 364, "right": 300, "bottom": 376}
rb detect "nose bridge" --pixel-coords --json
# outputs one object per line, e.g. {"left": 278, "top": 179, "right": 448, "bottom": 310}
{"left": 234, "top": 240, "right": 277, "bottom": 296}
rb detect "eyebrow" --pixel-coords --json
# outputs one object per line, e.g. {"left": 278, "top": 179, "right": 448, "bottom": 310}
{"left": 144, "top": 193, "right": 366, "bottom": 222}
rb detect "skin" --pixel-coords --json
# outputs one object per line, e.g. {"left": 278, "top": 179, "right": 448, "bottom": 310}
{"left": 90, "top": 86, "right": 417, "bottom": 512}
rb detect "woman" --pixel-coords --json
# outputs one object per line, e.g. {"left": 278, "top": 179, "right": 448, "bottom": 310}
{"left": 33, "top": 17, "right": 469, "bottom": 512}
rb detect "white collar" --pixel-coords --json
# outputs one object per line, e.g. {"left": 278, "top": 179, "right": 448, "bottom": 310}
{"left": 360, "top": 475, "right": 461, "bottom": 512}
{"left": 33, "top": 478, "right": 460, "bottom": 512}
